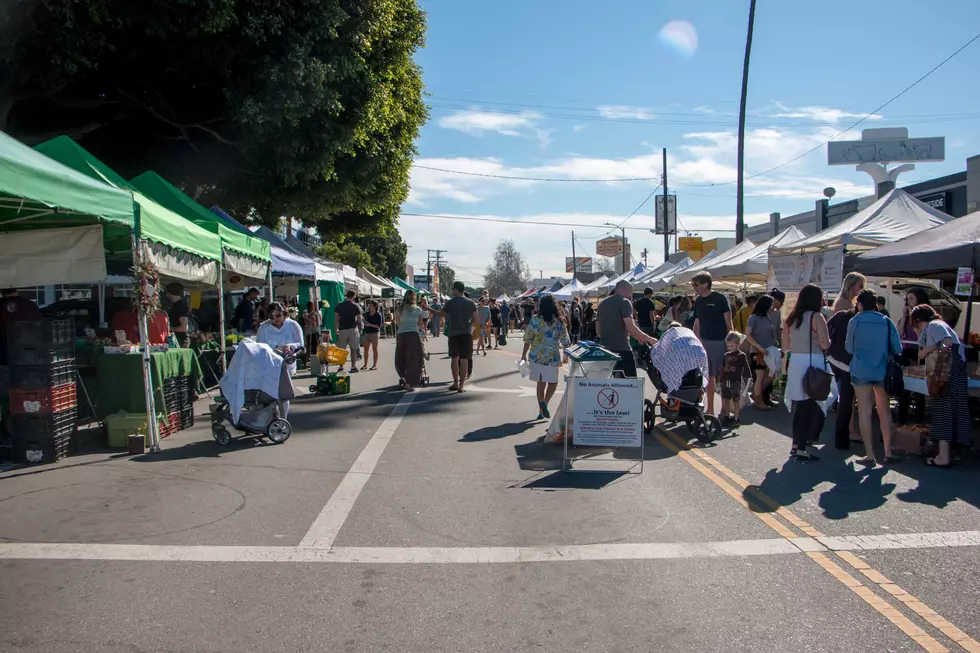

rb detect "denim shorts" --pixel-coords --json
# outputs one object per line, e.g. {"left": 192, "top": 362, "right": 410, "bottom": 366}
{"left": 850, "top": 375, "right": 883, "bottom": 388}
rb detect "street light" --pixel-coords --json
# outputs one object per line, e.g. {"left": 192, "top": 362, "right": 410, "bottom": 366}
{"left": 603, "top": 223, "right": 627, "bottom": 275}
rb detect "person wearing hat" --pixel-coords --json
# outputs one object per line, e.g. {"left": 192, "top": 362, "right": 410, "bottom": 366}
{"left": 165, "top": 282, "right": 190, "bottom": 347}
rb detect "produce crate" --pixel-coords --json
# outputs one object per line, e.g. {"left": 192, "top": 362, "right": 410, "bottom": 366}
{"left": 10, "top": 360, "right": 75, "bottom": 389}
{"left": 9, "top": 344, "right": 75, "bottom": 366}
{"left": 8, "top": 319, "right": 75, "bottom": 348}
{"left": 158, "top": 412, "right": 180, "bottom": 439}
{"left": 9, "top": 383, "right": 77, "bottom": 415}
{"left": 10, "top": 408, "right": 78, "bottom": 464}
{"left": 179, "top": 405, "right": 194, "bottom": 430}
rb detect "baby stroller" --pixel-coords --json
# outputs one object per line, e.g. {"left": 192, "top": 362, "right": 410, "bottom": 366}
{"left": 636, "top": 337, "right": 722, "bottom": 444}
{"left": 211, "top": 340, "right": 298, "bottom": 446}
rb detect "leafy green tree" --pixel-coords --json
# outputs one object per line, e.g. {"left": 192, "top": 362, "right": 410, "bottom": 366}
{"left": 317, "top": 224, "right": 407, "bottom": 278}
{"left": 484, "top": 239, "right": 531, "bottom": 296}
{"left": 1, "top": 0, "right": 428, "bottom": 234}
{"left": 437, "top": 265, "right": 456, "bottom": 296}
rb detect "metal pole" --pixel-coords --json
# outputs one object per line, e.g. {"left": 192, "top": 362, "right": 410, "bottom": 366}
{"left": 266, "top": 265, "right": 274, "bottom": 303}
{"left": 131, "top": 235, "right": 160, "bottom": 453}
{"left": 662, "top": 148, "right": 670, "bottom": 261}
{"left": 964, "top": 284, "right": 975, "bottom": 343}
{"left": 735, "top": 0, "right": 757, "bottom": 244}
{"left": 571, "top": 231, "right": 578, "bottom": 281}
{"left": 217, "top": 271, "right": 227, "bottom": 374}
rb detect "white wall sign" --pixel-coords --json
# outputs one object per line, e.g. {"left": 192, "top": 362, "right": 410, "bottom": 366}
{"left": 768, "top": 248, "right": 844, "bottom": 293}
{"left": 571, "top": 377, "right": 644, "bottom": 447}
{"left": 827, "top": 137, "right": 945, "bottom": 165}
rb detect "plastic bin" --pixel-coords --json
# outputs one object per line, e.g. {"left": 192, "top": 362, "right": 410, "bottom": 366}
{"left": 9, "top": 344, "right": 75, "bottom": 366}
{"left": 10, "top": 408, "right": 78, "bottom": 463}
{"left": 106, "top": 412, "right": 151, "bottom": 448}
{"left": 10, "top": 360, "right": 75, "bottom": 389}
{"left": 8, "top": 319, "right": 75, "bottom": 348}
{"left": 9, "top": 383, "right": 77, "bottom": 414}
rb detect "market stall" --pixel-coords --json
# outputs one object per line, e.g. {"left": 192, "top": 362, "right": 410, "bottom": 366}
{"left": 549, "top": 278, "right": 587, "bottom": 300}
{"left": 35, "top": 137, "right": 225, "bottom": 449}
{"left": 670, "top": 239, "right": 757, "bottom": 286}
{"left": 768, "top": 188, "right": 950, "bottom": 294}
{"left": 698, "top": 227, "right": 807, "bottom": 286}
{"left": 649, "top": 252, "right": 719, "bottom": 292}
{"left": 595, "top": 263, "right": 648, "bottom": 293}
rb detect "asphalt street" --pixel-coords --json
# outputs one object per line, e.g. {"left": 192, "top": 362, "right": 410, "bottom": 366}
{"left": 1, "top": 332, "right": 978, "bottom": 653}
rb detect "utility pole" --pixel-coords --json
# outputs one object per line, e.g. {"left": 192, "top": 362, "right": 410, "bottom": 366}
{"left": 735, "top": 0, "right": 757, "bottom": 244}
{"left": 641, "top": 248, "right": 649, "bottom": 266}
{"left": 571, "top": 231, "right": 578, "bottom": 281}
{"left": 427, "top": 249, "right": 446, "bottom": 293}
{"left": 662, "top": 147, "right": 670, "bottom": 262}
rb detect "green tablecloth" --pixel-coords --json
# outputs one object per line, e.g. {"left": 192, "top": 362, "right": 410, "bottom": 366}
{"left": 96, "top": 349, "right": 202, "bottom": 418}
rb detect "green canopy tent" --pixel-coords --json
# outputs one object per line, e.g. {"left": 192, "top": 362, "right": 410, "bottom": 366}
{"left": 0, "top": 131, "right": 136, "bottom": 288}
{"left": 35, "top": 136, "right": 222, "bottom": 286}
{"left": 393, "top": 276, "right": 431, "bottom": 296}
{"left": 0, "top": 132, "right": 168, "bottom": 452}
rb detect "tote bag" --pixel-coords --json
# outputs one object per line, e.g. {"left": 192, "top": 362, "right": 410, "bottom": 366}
{"left": 802, "top": 314, "right": 832, "bottom": 401}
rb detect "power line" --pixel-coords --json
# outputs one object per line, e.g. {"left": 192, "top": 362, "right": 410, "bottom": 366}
{"left": 400, "top": 212, "right": 735, "bottom": 232}
{"left": 618, "top": 184, "right": 661, "bottom": 227}
{"left": 681, "top": 30, "right": 980, "bottom": 188}
{"left": 412, "top": 164, "right": 658, "bottom": 183}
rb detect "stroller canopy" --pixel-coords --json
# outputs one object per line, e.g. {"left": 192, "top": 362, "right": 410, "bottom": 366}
{"left": 219, "top": 340, "right": 294, "bottom": 419}
{"left": 648, "top": 327, "right": 709, "bottom": 394}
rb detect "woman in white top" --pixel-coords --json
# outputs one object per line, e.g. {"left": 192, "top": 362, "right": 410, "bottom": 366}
{"left": 394, "top": 290, "right": 425, "bottom": 391}
{"left": 256, "top": 302, "right": 304, "bottom": 416}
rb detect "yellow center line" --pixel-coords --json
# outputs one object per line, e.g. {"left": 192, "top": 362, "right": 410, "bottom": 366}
{"left": 655, "top": 426, "right": 977, "bottom": 652}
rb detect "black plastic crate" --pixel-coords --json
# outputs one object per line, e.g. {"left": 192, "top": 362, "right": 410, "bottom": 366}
{"left": 10, "top": 407, "right": 77, "bottom": 439}
{"left": 11, "top": 432, "right": 74, "bottom": 464}
{"left": 10, "top": 360, "right": 75, "bottom": 389}
{"left": 8, "top": 319, "right": 75, "bottom": 348}
{"left": 179, "top": 405, "right": 194, "bottom": 429}
{"left": 9, "top": 344, "right": 75, "bottom": 366}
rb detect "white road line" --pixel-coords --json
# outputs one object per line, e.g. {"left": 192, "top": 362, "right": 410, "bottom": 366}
{"left": 298, "top": 393, "right": 418, "bottom": 549}
{"left": 0, "top": 539, "right": 798, "bottom": 563}
{"left": 1, "top": 530, "right": 978, "bottom": 564}
{"left": 816, "top": 530, "right": 980, "bottom": 551}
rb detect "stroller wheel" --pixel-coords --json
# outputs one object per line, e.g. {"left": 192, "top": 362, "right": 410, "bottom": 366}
{"left": 214, "top": 428, "right": 232, "bottom": 446}
{"left": 704, "top": 415, "right": 723, "bottom": 442}
{"left": 643, "top": 399, "right": 656, "bottom": 435}
{"left": 267, "top": 418, "right": 292, "bottom": 444}
{"left": 309, "top": 384, "right": 318, "bottom": 394}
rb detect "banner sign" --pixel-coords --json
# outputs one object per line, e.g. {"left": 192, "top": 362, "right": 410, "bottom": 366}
{"left": 566, "top": 257, "right": 593, "bottom": 273}
{"left": 678, "top": 237, "right": 702, "bottom": 254}
{"left": 768, "top": 247, "right": 844, "bottom": 293}
{"left": 571, "top": 377, "right": 644, "bottom": 447}
{"left": 955, "top": 267, "right": 974, "bottom": 297}
{"left": 596, "top": 237, "right": 623, "bottom": 257}
{"left": 655, "top": 195, "right": 677, "bottom": 235}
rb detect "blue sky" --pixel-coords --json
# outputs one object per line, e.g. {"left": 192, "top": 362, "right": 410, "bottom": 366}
{"left": 402, "top": 0, "right": 980, "bottom": 283}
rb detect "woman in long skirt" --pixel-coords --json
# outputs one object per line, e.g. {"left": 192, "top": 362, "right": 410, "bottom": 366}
{"left": 394, "top": 290, "right": 425, "bottom": 391}
{"left": 910, "top": 304, "right": 972, "bottom": 467}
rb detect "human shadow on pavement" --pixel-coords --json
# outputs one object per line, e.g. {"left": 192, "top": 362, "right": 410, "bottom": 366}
{"left": 894, "top": 452, "right": 980, "bottom": 509}
{"left": 459, "top": 420, "right": 538, "bottom": 442}
{"left": 746, "top": 454, "right": 896, "bottom": 520}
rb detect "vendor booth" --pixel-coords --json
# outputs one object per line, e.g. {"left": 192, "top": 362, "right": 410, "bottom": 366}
{"left": 699, "top": 227, "right": 806, "bottom": 286}
{"left": 596, "top": 263, "right": 648, "bottom": 293}
{"left": 768, "top": 188, "right": 951, "bottom": 294}
{"left": 671, "top": 239, "right": 757, "bottom": 286}
{"left": 549, "top": 278, "right": 587, "bottom": 300}
{"left": 648, "top": 252, "right": 718, "bottom": 292}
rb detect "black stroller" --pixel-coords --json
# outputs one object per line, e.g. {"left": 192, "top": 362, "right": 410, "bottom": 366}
{"left": 636, "top": 342, "right": 722, "bottom": 444}
{"left": 210, "top": 340, "right": 301, "bottom": 446}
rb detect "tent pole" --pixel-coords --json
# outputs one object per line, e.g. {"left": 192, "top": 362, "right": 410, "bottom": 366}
{"left": 98, "top": 282, "right": 106, "bottom": 328}
{"left": 131, "top": 234, "right": 160, "bottom": 453}
{"left": 964, "top": 283, "right": 975, "bottom": 343}
{"left": 267, "top": 265, "right": 274, "bottom": 303}
{"left": 217, "top": 271, "right": 227, "bottom": 375}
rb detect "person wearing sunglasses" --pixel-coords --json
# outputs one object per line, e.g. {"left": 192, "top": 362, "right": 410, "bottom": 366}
{"left": 256, "top": 301, "right": 304, "bottom": 380}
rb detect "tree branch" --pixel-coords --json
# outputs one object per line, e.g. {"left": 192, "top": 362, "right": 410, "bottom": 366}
{"left": 115, "top": 87, "right": 237, "bottom": 151}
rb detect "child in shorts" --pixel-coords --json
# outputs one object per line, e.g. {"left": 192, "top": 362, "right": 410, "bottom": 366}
{"left": 720, "top": 331, "right": 752, "bottom": 426}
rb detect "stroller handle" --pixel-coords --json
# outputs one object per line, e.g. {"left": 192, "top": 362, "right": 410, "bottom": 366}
{"left": 281, "top": 346, "right": 306, "bottom": 365}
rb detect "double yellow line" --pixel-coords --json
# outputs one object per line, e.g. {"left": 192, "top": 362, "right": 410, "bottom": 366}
{"left": 654, "top": 428, "right": 980, "bottom": 653}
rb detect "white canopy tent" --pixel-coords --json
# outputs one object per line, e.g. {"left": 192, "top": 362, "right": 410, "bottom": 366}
{"left": 648, "top": 255, "right": 705, "bottom": 291}
{"left": 704, "top": 227, "right": 807, "bottom": 284}
{"left": 671, "top": 239, "right": 757, "bottom": 286}
{"left": 632, "top": 260, "right": 676, "bottom": 285}
{"left": 359, "top": 268, "right": 403, "bottom": 297}
{"left": 768, "top": 188, "right": 951, "bottom": 293}
{"left": 578, "top": 275, "right": 610, "bottom": 296}
{"left": 549, "top": 278, "right": 587, "bottom": 300}
{"left": 597, "top": 263, "right": 648, "bottom": 292}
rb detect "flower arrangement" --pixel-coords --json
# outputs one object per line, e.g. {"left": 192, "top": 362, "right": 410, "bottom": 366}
{"left": 130, "top": 253, "right": 160, "bottom": 316}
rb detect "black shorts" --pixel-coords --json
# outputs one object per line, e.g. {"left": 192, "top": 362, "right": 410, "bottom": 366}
{"left": 611, "top": 349, "right": 638, "bottom": 378}
{"left": 448, "top": 334, "right": 473, "bottom": 360}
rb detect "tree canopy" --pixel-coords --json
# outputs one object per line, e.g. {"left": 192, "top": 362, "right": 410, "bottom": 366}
{"left": 317, "top": 227, "right": 407, "bottom": 280}
{"left": 436, "top": 265, "right": 455, "bottom": 296}
{"left": 483, "top": 239, "right": 530, "bottom": 296}
{"left": 1, "top": 0, "right": 428, "bottom": 234}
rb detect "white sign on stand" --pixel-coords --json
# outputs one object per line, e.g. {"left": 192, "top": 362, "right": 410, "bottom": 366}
{"left": 572, "top": 378, "right": 644, "bottom": 447}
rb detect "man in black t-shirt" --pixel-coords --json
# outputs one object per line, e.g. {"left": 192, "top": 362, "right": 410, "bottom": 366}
{"left": 165, "top": 282, "right": 190, "bottom": 348}
{"left": 569, "top": 297, "right": 582, "bottom": 343}
{"left": 233, "top": 287, "right": 260, "bottom": 333}
{"left": 633, "top": 287, "right": 657, "bottom": 338}
{"left": 691, "top": 271, "right": 732, "bottom": 417}
{"left": 333, "top": 290, "right": 363, "bottom": 372}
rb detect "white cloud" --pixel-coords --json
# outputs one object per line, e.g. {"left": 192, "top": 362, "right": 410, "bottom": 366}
{"left": 572, "top": 124, "right": 588, "bottom": 133}
{"left": 769, "top": 102, "right": 881, "bottom": 122}
{"left": 658, "top": 20, "right": 698, "bottom": 57}
{"left": 597, "top": 105, "right": 656, "bottom": 120}
{"left": 438, "top": 109, "right": 541, "bottom": 136}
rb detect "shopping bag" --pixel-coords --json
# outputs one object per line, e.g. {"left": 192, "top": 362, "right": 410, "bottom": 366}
{"left": 517, "top": 359, "right": 530, "bottom": 379}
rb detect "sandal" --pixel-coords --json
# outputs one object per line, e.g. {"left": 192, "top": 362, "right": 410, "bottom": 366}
{"left": 925, "top": 457, "right": 951, "bottom": 469}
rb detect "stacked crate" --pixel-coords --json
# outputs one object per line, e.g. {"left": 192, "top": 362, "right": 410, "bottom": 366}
{"left": 8, "top": 319, "right": 77, "bottom": 464}
{"left": 162, "top": 375, "right": 194, "bottom": 435}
